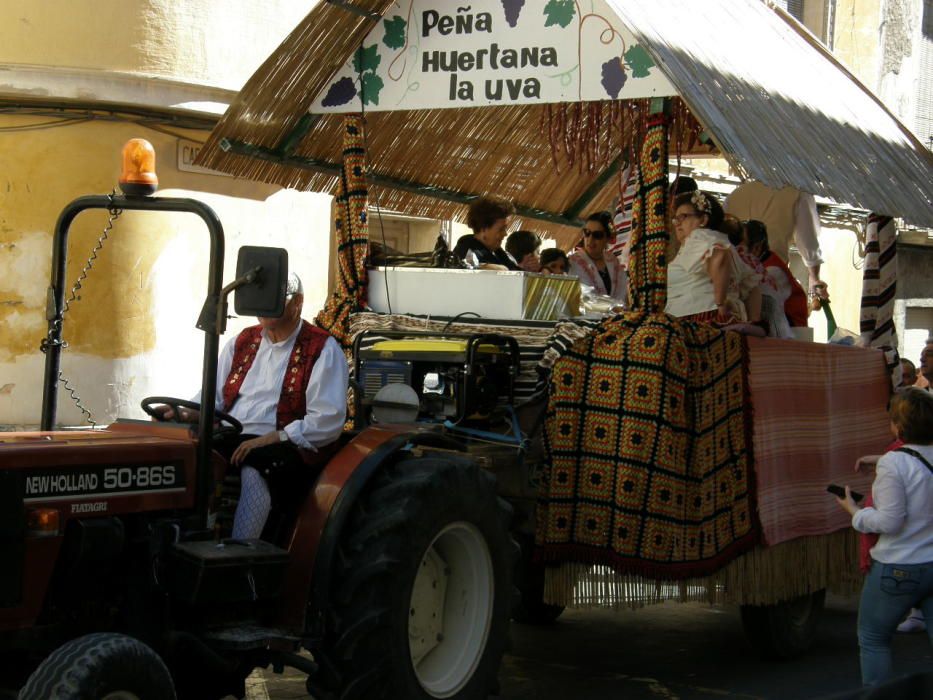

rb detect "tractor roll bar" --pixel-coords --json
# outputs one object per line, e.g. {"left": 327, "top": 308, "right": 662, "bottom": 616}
{"left": 40, "top": 194, "right": 225, "bottom": 527}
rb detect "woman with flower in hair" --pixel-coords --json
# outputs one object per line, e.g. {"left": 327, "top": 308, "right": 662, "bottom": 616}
{"left": 666, "top": 190, "right": 761, "bottom": 325}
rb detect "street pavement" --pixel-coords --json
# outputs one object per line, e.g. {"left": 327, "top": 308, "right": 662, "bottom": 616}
{"left": 248, "top": 594, "right": 932, "bottom": 700}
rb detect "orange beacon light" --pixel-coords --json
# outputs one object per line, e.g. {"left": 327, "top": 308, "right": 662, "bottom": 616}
{"left": 119, "top": 138, "right": 158, "bottom": 196}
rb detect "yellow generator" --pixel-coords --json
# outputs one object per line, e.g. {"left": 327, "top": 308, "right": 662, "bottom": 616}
{"left": 352, "top": 331, "right": 521, "bottom": 428}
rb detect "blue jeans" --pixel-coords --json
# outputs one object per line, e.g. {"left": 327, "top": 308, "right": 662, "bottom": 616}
{"left": 857, "top": 560, "right": 933, "bottom": 685}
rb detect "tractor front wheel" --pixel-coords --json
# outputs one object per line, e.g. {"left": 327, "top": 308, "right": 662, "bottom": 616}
{"left": 19, "top": 633, "right": 176, "bottom": 700}
{"left": 321, "top": 455, "right": 516, "bottom": 700}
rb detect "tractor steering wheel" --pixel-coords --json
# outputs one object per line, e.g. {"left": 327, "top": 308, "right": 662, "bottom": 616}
{"left": 140, "top": 396, "right": 243, "bottom": 439}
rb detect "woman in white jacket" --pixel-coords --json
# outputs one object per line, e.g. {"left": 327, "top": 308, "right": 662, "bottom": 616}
{"left": 568, "top": 211, "right": 628, "bottom": 306}
{"left": 837, "top": 388, "right": 933, "bottom": 686}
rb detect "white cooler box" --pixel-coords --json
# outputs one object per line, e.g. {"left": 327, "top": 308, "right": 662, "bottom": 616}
{"left": 367, "top": 267, "right": 580, "bottom": 321}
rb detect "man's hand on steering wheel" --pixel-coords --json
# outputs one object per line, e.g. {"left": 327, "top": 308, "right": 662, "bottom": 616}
{"left": 149, "top": 404, "right": 177, "bottom": 421}
{"left": 140, "top": 396, "right": 243, "bottom": 438}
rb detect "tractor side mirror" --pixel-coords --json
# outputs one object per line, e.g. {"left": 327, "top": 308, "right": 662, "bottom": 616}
{"left": 233, "top": 246, "right": 288, "bottom": 318}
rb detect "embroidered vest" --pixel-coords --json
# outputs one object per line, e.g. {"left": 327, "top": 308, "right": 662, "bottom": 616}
{"left": 762, "top": 253, "right": 809, "bottom": 327}
{"left": 222, "top": 320, "right": 331, "bottom": 429}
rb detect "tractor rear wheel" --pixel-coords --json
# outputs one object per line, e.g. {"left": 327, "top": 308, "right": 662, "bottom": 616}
{"left": 19, "top": 633, "right": 175, "bottom": 700}
{"left": 740, "top": 589, "right": 826, "bottom": 660}
{"left": 322, "top": 455, "right": 516, "bottom": 700}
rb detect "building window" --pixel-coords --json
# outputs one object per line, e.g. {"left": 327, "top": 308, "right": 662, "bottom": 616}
{"left": 776, "top": 0, "right": 806, "bottom": 21}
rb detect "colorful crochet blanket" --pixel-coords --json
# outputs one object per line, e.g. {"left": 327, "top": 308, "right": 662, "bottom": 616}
{"left": 537, "top": 312, "right": 761, "bottom": 579}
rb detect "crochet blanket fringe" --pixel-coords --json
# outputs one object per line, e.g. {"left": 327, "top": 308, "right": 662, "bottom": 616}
{"left": 543, "top": 529, "right": 862, "bottom": 609}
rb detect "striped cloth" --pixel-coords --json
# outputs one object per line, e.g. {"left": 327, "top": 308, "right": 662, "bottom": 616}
{"left": 860, "top": 214, "right": 897, "bottom": 346}
{"left": 859, "top": 214, "right": 901, "bottom": 389}
{"left": 745, "top": 337, "right": 890, "bottom": 546}
{"left": 609, "top": 161, "right": 638, "bottom": 258}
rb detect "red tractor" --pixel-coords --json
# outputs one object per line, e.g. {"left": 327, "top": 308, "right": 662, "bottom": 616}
{"left": 0, "top": 143, "right": 516, "bottom": 700}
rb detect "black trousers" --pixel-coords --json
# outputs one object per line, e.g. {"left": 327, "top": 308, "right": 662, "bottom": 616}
{"left": 214, "top": 434, "right": 315, "bottom": 516}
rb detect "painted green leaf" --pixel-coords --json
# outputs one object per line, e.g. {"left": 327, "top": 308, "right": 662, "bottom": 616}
{"left": 360, "top": 72, "right": 384, "bottom": 106}
{"left": 383, "top": 16, "right": 407, "bottom": 50}
{"left": 624, "top": 44, "right": 655, "bottom": 79}
{"left": 543, "top": 0, "right": 575, "bottom": 28}
{"left": 353, "top": 44, "right": 382, "bottom": 74}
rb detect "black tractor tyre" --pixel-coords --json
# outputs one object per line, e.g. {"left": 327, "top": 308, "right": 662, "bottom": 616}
{"left": 19, "top": 633, "right": 176, "bottom": 700}
{"left": 512, "top": 534, "right": 565, "bottom": 625}
{"left": 320, "top": 455, "right": 517, "bottom": 700}
{"left": 740, "top": 589, "right": 826, "bottom": 660}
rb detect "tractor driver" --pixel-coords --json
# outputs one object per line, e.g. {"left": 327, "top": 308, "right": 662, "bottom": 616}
{"left": 157, "top": 274, "right": 348, "bottom": 539}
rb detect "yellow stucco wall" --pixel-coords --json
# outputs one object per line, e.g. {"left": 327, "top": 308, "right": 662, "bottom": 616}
{"left": 0, "top": 0, "right": 318, "bottom": 89}
{"left": 0, "top": 116, "right": 334, "bottom": 427}
{"left": 832, "top": 0, "right": 884, "bottom": 89}
{"left": 1, "top": 118, "right": 170, "bottom": 362}
{"left": 0, "top": 0, "right": 330, "bottom": 428}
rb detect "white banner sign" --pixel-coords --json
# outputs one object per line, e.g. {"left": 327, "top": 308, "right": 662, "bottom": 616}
{"left": 311, "top": 0, "right": 676, "bottom": 113}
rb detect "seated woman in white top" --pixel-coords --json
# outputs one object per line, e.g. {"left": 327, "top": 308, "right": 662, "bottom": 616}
{"left": 568, "top": 211, "right": 628, "bottom": 306}
{"left": 665, "top": 191, "right": 761, "bottom": 326}
{"left": 836, "top": 389, "right": 933, "bottom": 686}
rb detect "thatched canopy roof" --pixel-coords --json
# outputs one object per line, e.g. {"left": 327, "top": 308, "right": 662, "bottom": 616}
{"left": 196, "top": 0, "right": 933, "bottom": 247}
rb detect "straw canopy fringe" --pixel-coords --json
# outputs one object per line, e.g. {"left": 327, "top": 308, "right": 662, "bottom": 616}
{"left": 198, "top": 0, "right": 933, "bottom": 246}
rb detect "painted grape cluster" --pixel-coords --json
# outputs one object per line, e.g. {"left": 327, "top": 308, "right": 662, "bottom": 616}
{"left": 500, "top": 0, "right": 525, "bottom": 27}
{"left": 600, "top": 58, "right": 627, "bottom": 99}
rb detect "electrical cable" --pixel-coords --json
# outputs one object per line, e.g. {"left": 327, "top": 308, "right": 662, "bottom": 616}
{"left": 0, "top": 116, "right": 91, "bottom": 132}
{"left": 0, "top": 106, "right": 213, "bottom": 134}
{"left": 442, "top": 312, "right": 481, "bottom": 331}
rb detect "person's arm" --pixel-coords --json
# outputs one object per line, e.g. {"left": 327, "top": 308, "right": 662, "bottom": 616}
{"left": 794, "top": 193, "right": 827, "bottom": 297}
{"left": 744, "top": 286, "right": 762, "bottom": 323}
{"left": 706, "top": 247, "right": 733, "bottom": 320}
{"left": 732, "top": 256, "right": 762, "bottom": 322}
{"left": 851, "top": 460, "right": 907, "bottom": 534}
{"left": 855, "top": 455, "right": 882, "bottom": 472}
{"left": 284, "top": 337, "right": 349, "bottom": 449}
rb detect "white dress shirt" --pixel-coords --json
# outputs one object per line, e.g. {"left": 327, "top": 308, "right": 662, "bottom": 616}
{"left": 199, "top": 322, "right": 348, "bottom": 450}
{"left": 792, "top": 193, "right": 823, "bottom": 269}
{"left": 852, "top": 444, "right": 933, "bottom": 564}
